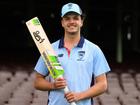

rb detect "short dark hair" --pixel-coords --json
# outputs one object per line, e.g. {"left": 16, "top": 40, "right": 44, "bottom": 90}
{"left": 81, "top": 13, "right": 86, "bottom": 20}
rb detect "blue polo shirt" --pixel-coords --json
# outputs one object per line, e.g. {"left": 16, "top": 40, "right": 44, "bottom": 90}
{"left": 34, "top": 36, "right": 110, "bottom": 105}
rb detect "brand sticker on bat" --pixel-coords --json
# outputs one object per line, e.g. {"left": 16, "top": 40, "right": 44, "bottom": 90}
{"left": 33, "top": 31, "right": 45, "bottom": 43}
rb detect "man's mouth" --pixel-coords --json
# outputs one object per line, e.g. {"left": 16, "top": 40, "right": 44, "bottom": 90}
{"left": 68, "top": 25, "right": 76, "bottom": 29}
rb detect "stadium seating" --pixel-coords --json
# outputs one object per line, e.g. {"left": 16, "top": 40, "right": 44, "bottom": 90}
{"left": 0, "top": 68, "right": 140, "bottom": 105}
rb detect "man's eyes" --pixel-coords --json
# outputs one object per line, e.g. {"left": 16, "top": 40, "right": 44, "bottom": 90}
{"left": 64, "top": 17, "right": 79, "bottom": 20}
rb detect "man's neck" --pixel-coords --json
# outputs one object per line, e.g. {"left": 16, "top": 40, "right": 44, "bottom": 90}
{"left": 64, "top": 33, "right": 80, "bottom": 50}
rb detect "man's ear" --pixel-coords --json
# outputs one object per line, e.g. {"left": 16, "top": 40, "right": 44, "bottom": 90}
{"left": 80, "top": 20, "right": 84, "bottom": 27}
{"left": 61, "top": 19, "right": 64, "bottom": 27}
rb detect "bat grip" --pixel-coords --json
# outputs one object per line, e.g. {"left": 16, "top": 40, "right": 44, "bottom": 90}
{"left": 57, "top": 75, "right": 77, "bottom": 105}
{"left": 64, "top": 86, "right": 77, "bottom": 105}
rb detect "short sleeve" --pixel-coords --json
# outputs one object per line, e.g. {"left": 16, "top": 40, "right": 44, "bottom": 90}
{"left": 93, "top": 46, "right": 110, "bottom": 77}
{"left": 34, "top": 56, "right": 49, "bottom": 76}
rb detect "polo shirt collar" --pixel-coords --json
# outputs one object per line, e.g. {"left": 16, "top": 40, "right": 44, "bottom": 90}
{"left": 59, "top": 36, "right": 85, "bottom": 48}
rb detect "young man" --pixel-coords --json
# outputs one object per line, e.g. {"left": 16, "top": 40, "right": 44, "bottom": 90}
{"left": 34, "top": 3, "right": 110, "bottom": 105}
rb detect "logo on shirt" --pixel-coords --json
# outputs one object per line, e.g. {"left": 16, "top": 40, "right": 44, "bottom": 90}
{"left": 77, "top": 51, "right": 85, "bottom": 61}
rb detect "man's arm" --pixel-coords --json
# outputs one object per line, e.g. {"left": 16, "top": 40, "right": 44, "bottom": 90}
{"left": 65, "top": 73, "right": 108, "bottom": 102}
{"left": 34, "top": 72, "right": 67, "bottom": 91}
{"left": 79, "top": 73, "right": 108, "bottom": 99}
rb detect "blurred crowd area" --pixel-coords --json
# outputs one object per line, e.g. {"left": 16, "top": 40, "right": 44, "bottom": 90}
{"left": 0, "top": 66, "right": 140, "bottom": 105}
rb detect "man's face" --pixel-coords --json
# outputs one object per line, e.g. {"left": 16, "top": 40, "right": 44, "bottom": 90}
{"left": 61, "top": 13, "right": 83, "bottom": 35}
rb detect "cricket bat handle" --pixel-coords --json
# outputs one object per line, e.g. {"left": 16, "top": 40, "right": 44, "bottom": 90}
{"left": 64, "top": 86, "right": 77, "bottom": 105}
{"left": 57, "top": 76, "right": 77, "bottom": 105}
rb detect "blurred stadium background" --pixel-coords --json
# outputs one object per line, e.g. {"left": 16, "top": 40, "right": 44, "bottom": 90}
{"left": 0, "top": 0, "right": 140, "bottom": 105}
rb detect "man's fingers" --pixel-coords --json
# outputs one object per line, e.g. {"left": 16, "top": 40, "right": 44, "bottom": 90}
{"left": 65, "top": 92, "right": 75, "bottom": 102}
{"left": 53, "top": 78, "right": 67, "bottom": 89}
{"left": 55, "top": 78, "right": 65, "bottom": 81}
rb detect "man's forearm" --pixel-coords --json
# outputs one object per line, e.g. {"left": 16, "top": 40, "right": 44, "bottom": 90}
{"left": 34, "top": 77, "right": 54, "bottom": 91}
{"left": 34, "top": 75, "right": 67, "bottom": 91}
{"left": 77, "top": 74, "right": 108, "bottom": 101}
{"left": 78, "top": 81, "right": 107, "bottom": 101}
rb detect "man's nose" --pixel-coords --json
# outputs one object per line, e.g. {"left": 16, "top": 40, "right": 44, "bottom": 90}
{"left": 68, "top": 19, "right": 75, "bottom": 23}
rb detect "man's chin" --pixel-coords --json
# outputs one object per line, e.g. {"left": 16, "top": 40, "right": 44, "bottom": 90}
{"left": 68, "top": 31, "right": 77, "bottom": 35}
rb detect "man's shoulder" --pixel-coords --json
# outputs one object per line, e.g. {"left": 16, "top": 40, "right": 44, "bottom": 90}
{"left": 52, "top": 39, "right": 60, "bottom": 48}
{"left": 84, "top": 39, "right": 99, "bottom": 49}
{"left": 52, "top": 39, "right": 60, "bottom": 44}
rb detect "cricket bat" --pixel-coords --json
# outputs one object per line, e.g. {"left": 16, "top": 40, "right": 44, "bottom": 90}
{"left": 26, "top": 17, "right": 77, "bottom": 105}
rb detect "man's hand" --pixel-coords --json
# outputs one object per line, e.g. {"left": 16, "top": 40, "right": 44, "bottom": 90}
{"left": 52, "top": 78, "right": 67, "bottom": 90}
{"left": 65, "top": 92, "right": 81, "bottom": 103}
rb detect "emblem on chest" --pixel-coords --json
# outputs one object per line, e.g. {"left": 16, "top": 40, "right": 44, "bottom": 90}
{"left": 77, "top": 51, "right": 85, "bottom": 61}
